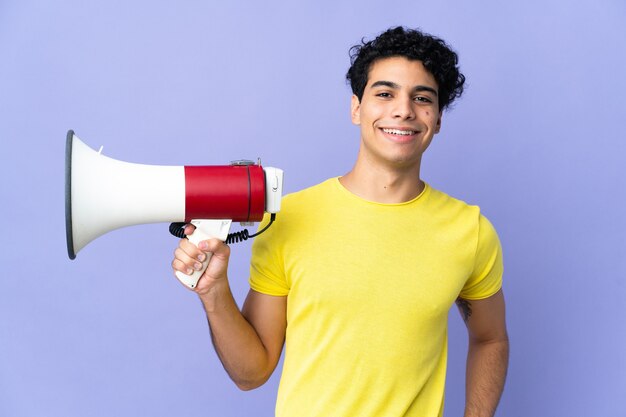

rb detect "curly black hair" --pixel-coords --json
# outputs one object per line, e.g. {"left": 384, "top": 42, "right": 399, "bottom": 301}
{"left": 346, "top": 27, "right": 465, "bottom": 112}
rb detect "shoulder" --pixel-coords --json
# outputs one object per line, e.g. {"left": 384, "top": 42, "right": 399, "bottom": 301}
{"left": 424, "top": 185, "right": 501, "bottom": 242}
{"left": 428, "top": 187, "right": 502, "bottom": 260}
{"left": 425, "top": 185, "right": 481, "bottom": 221}
{"left": 280, "top": 178, "right": 338, "bottom": 212}
{"left": 260, "top": 178, "right": 338, "bottom": 236}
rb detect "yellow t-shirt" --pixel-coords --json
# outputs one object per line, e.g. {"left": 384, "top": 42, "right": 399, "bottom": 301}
{"left": 250, "top": 178, "right": 503, "bottom": 417}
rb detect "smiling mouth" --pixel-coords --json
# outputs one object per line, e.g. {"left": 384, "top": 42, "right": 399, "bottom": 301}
{"left": 381, "top": 128, "right": 417, "bottom": 136}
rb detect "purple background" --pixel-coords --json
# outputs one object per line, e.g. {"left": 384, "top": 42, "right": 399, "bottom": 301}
{"left": 1, "top": 1, "right": 625, "bottom": 416}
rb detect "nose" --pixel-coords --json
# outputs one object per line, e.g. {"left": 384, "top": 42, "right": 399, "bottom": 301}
{"left": 392, "top": 96, "right": 416, "bottom": 120}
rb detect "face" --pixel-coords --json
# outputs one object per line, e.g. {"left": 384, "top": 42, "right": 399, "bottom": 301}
{"left": 351, "top": 57, "right": 442, "bottom": 170}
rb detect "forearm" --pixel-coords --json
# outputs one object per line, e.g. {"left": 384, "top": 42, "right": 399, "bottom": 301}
{"left": 464, "top": 337, "right": 509, "bottom": 417}
{"left": 198, "top": 281, "right": 272, "bottom": 390}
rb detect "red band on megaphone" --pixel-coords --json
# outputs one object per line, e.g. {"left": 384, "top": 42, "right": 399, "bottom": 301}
{"left": 184, "top": 165, "right": 265, "bottom": 223}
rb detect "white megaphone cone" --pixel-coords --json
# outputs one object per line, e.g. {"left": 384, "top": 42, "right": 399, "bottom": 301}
{"left": 65, "top": 130, "right": 284, "bottom": 289}
{"left": 65, "top": 131, "right": 186, "bottom": 259}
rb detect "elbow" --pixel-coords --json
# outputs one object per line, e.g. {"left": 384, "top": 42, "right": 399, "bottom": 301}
{"left": 234, "top": 374, "right": 270, "bottom": 391}
{"left": 236, "top": 382, "right": 261, "bottom": 391}
{"left": 469, "top": 335, "right": 509, "bottom": 350}
{"left": 469, "top": 327, "right": 509, "bottom": 347}
{"left": 231, "top": 365, "right": 273, "bottom": 391}
{"left": 227, "top": 347, "right": 280, "bottom": 391}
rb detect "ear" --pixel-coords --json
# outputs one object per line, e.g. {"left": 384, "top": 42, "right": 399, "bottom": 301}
{"left": 434, "top": 112, "right": 442, "bottom": 134}
{"left": 350, "top": 95, "right": 361, "bottom": 125}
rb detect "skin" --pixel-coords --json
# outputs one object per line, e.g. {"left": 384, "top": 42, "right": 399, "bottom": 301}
{"left": 172, "top": 56, "right": 509, "bottom": 415}
{"left": 456, "top": 292, "right": 509, "bottom": 417}
{"left": 340, "top": 57, "right": 441, "bottom": 203}
{"left": 173, "top": 236, "right": 286, "bottom": 390}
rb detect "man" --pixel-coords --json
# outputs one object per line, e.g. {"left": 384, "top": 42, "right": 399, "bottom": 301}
{"left": 172, "top": 27, "right": 509, "bottom": 417}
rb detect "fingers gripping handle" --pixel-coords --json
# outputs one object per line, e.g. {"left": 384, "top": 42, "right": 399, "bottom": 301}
{"left": 174, "top": 219, "right": 232, "bottom": 289}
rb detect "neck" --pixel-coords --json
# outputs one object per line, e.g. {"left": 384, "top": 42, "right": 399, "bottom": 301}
{"left": 339, "top": 154, "right": 425, "bottom": 204}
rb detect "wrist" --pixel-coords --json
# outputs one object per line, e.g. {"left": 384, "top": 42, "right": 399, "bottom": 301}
{"left": 197, "top": 279, "right": 232, "bottom": 312}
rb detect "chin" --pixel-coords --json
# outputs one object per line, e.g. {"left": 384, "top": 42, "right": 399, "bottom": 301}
{"left": 383, "top": 155, "right": 422, "bottom": 170}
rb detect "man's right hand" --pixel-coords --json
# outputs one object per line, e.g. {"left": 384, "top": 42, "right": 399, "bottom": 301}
{"left": 171, "top": 224, "right": 232, "bottom": 296}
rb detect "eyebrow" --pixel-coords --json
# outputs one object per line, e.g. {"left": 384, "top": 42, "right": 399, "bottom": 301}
{"left": 370, "top": 80, "right": 438, "bottom": 96}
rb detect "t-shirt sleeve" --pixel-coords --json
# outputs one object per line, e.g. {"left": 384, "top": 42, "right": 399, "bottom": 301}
{"left": 249, "top": 213, "right": 290, "bottom": 296}
{"left": 459, "top": 213, "right": 504, "bottom": 300}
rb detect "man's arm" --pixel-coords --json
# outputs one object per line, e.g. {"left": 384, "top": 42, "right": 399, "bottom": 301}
{"left": 456, "top": 289, "right": 509, "bottom": 417}
{"left": 201, "top": 285, "right": 286, "bottom": 391}
{"left": 172, "top": 228, "right": 286, "bottom": 391}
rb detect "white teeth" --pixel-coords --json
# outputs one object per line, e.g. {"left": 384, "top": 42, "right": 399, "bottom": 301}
{"left": 382, "top": 128, "right": 416, "bottom": 136}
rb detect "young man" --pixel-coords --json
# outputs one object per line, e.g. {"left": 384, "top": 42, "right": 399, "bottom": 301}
{"left": 172, "top": 27, "right": 508, "bottom": 417}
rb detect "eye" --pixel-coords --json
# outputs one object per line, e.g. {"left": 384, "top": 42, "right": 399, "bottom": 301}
{"left": 376, "top": 92, "right": 392, "bottom": 98}
{"left": 414, "top": 95, "right": 433, "bottom": 103}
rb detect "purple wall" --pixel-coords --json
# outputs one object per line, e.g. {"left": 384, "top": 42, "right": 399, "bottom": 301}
{"left": 1, "top": 1, "right": 625, "bottom": 416}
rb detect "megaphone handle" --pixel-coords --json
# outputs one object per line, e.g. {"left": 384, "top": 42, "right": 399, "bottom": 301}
{"left": 174, "top": 219, "right": 233, "bottom": 289}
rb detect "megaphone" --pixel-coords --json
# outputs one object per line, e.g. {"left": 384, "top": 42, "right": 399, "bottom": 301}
{"left": 65, "top": 130, "right": 284, "bottom": 289}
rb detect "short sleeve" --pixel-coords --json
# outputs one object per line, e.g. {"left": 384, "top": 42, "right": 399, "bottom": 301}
{"left": 249, "top": 213, "right": 290, "bottom": 296}
{"left": 459, "top": 214, "right": 504, "bottom": 300}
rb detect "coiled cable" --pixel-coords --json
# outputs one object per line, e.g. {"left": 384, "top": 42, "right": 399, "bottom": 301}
{"left": 169, "top": 213, "right": 276, "bottom": 244}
